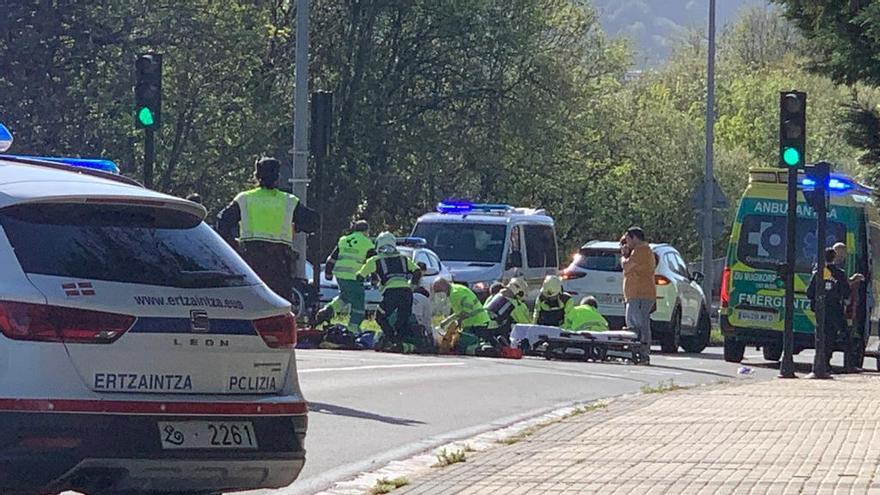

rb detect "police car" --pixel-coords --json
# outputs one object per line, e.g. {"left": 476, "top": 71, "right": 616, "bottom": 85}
{"left": 0, "top": 126, "right": 306, "bottom": 495}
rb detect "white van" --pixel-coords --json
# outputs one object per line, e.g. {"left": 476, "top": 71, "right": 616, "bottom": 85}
{"left": 412, "top": 202, "right": 558, "bottom": 301}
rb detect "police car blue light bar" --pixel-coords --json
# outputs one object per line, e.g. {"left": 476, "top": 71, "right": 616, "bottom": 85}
{"left": 11, "top": 155, "right": 120, "bottom": 174}
{"left": 800, "top": 176, "right": 854, "bottom": 192}
{"left": 436, "top": 200, "right": 512, "bottom": 214}
{"left": 0, "top": 125, "right": 13, "bottom": 153}
{"left": 396, "top": 236, "right": 427, "bottom": 247}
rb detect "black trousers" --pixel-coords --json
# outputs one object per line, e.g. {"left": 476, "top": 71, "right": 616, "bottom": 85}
{"left": 241, "top": 241, "right": 294, "bottom": 303}
{"left": 824, "top": 305, "right": 846, "bottom": 364}
{"left": 378, "top": 288, "right": 413, "bottom": 342}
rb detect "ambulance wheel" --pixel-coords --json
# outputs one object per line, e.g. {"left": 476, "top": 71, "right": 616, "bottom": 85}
{"left": 762, "top": 343, "right": 782, "bottom": 362}
{"left": 723, "top": 337, "right": 745, "bottom": 363}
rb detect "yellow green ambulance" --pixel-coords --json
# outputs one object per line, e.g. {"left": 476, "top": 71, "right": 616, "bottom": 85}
{"left": 720, "top": 168, "right": 880, "bottom": 365}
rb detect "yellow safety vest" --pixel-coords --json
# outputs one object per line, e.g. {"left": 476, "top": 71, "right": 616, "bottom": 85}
{"left": 234, "top": 187, "right": 299, "bottom": 245}
{"left": 333, "top": 232, "right": 375, "bottom": 281}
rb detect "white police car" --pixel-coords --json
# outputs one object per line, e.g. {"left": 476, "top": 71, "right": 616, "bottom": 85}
{"left": 0, "top": 132, "right": 306, "bottom": 495}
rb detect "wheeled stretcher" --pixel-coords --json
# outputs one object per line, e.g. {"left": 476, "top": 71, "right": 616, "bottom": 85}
{"left": 511, "top": 324, "right": 645, "bottom": 364}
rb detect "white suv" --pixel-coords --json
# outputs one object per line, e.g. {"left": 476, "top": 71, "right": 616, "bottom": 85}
{"left": 0, "top": 154, "right": 306, "bottom": 494}
{"left": 561, "top": 241, "right": 711, "bottom": 353}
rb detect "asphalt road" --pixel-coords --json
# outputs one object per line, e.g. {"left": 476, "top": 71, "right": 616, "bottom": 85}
{"left": 249, "top": 344, "right": 849, "bottom": 495}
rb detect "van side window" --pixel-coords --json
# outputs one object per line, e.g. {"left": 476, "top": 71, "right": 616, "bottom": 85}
{"left": 524, "top": 225, "right": 558, "bottom": 268}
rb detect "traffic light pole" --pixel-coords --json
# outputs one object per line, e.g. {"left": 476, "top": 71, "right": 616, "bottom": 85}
{"left": 701, "top": 0, "right": 716, "bottom": 298}
{"left": 810, "top": 162, "right": 831, "bottom": 379}
{"left": 144, "top": 128, "right": 155, "bottom": 189}
{"left": 780, "top": 166, "right": 797, "bottom": 378}
{"left": 291, "top": 0, "right": 310, "bottom": 280}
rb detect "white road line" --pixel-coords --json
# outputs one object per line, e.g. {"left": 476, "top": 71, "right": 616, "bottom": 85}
{"left": 299, "top": 362, "right": 466, "bottom": 373}
{"left": 625, "top": 368, "right": 682, "bottom": 376}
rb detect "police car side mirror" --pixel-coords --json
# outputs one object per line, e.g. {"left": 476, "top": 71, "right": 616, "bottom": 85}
{"left": 507, "top": 251, "right": 523, "bottom": 269}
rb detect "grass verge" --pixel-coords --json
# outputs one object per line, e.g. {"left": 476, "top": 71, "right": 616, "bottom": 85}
{"left": 640, "top": 379, "right": 688, "bottom": 394}
{"left": 434, "top": 448, "right": 467, "bottom": 467}
{"left": 370, "top": 476, "right": 410, "bottom": 495}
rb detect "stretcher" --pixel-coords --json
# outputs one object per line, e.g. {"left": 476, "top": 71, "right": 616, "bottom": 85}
{"left": 511, "top": 324, "right": 645, "bottom": 364}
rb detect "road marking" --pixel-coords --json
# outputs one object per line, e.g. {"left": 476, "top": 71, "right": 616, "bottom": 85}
{"left": 625, "top": 368, "right": 681, "bottom": 376}
{"left": 300, "top": 362, "right": 465, "bottom": 373}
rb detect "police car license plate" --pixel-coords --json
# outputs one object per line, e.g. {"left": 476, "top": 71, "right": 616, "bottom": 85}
{"left": 736, "top": 309, "right": 776, "bottom": 324}
{"left": 158, "top": 421, "right": 258, "bottom": 450}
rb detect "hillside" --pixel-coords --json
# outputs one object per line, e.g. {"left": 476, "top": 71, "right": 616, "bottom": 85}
{"left": 594, "top": 0, "right": 768, "bottom": 66}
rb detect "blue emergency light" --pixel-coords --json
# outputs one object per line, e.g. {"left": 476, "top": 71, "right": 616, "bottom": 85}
{"left": 9, "top": 155, "right": 120, "bottom": 174}
{"left": 800, "top": 176, "right": 854, "bottom": 192}
{"left": 436, "top": 200, "right": 512, "bottom": 214}
{"left": 0, "top": 124, "right": 12, "bottom": 153}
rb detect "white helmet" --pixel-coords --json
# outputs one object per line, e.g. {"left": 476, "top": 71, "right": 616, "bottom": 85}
{"left": 507, "top": 277, "right": 527, "bottom": 299}
{"left": 375, "top": 231, "right": 397, "bottom": 252}
{"left": 541, "top": 275, "right": 563, "bottom": 298}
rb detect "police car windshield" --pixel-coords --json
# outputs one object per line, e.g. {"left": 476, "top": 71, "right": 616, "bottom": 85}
{"left": 736, "top": 214, "right": 846, "bottom": 273}
{"left": 413, "top": 222, "right": 506, "bottom": 263}
{"left": 0, "top": 203, "right": 259, "bottom": 288}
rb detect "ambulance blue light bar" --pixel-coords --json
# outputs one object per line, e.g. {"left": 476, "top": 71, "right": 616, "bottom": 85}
{"left": 11, "top": 155, "right": 120, "bottom": 174}
{"left": 800, "top": 176, "right": 853, "bottom": 192}
{"left": 436, "top": 200, "right": 512, "bottom": 214}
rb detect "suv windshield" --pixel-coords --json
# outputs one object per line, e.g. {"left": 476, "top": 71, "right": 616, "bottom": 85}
{"left": 574, "top": 248, "right": 622, "bottom": 272}
{"left": 737, "top": 214, "right": 846, "bottom": 273}
{"left": 0, "top": 203, "right": 259, "bottom": 288}
{"left": 412, "top": 222, "right": 506, "bottom": 263}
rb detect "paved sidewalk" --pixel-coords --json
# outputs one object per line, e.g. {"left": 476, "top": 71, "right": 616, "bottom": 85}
{"left": 397, "top": 376, "right": 880, "bottom": 495}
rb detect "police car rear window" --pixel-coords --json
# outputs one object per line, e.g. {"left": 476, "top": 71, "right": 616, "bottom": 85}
{"left": 575, "top": 249, "right": 622, "bottom": 272}
{"left": 0, "top": 203, "right": 259, "bottom": 288}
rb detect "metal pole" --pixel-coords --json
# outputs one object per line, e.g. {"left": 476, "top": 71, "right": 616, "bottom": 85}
{"left": 811, "top": 163, "right": 831, "bottom": 378}
{"left": 144, "top": 128, "right": 155, "bottom": 189}
{"left": 292, "top": 0, "right": 310, "bottom": 278}
{"left": 701, "top": 0, "right": 716, "bottom": 297}
{"left": 780, "top": 168, "right": 798, "bottom": 378}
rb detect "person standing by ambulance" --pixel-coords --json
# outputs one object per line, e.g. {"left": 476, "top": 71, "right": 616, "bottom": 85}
{"left": 218, "top": 157, "right": 318, "bottom": 303}
{"left": 621, "top": 227, "right": 655, "bottom": 364}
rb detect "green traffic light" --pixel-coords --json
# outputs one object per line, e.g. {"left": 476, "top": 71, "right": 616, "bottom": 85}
{"left": 138, "top": 107, "right": 155, "bottom": 127}
{"left": 783, "top": 147, "right": 801, "bottom": 166}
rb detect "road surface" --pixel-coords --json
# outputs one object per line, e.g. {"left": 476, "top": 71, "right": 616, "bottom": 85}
{"left": 251, "top": 345, "right": 837, "bottom": 495}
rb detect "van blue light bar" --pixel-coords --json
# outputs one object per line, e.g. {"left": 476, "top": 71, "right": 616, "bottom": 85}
{"left": 11, "top": 155, "right": 120, "bottom": 174}
{"left": 436, "top": 200, "right": 512, "bottom": 214}
{"left": 800, "top": 176, "right": 853, "bottom": 192}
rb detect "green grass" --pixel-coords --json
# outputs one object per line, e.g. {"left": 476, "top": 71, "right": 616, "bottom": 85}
{"left": 640, "top": 379, "right": 688, "bottom": 394}
{"left": 370, "top": 477, "right": 410, "bottom": 495}
{"left": 709, "top": 325, "right": 724, "bottom": 346}
{"left": 434, "top": 448, "right": 467, "bottom": 467}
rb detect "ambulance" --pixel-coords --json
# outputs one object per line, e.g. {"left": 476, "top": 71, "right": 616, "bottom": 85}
{"left": 720, "top": 167, "right": 880, "bottom": 365}
{"left": 0, "top": 125, "right": 306, "bottom": 494}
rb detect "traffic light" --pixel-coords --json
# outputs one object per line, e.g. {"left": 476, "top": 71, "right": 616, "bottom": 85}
{"left": 779, "top": 91, "right": 806, "bottom": 168}
{"left": 802, "top": 161, "right": 829, "bottom": 211}
{"left": 134, "top": 53, "right": 162, "bottom": 129}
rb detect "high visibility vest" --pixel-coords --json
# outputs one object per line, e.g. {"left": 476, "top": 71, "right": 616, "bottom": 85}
{"left": 334, "top": 232, "right": 375, "bottom": 281}
{"left": 564, "top": 305, "right": 609, "bottom": 332}
{"left": 234, "top": 187, "right": 299, "bottom": 245}
{"left": 358, "top": 252, "right": 418, "bottom": 292}
{"left": 450, "top": 284, "right": 491, "bottom": 328}
{"left": 535, "top": 293, "right": 573, "bottom": 327}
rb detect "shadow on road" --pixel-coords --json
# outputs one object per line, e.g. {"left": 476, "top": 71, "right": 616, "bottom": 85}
{"left": 309, "top": 402, "right": 426, "bottom": 426}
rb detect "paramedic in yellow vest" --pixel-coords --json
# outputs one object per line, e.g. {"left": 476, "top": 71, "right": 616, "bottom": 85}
{"left": 563, "top": 296, "right": 610, "bottom": 333}
{"left": 314, "top": 220, "right": 376, "bottom": 333}
{"left": 218, "top": 157, "right": 318, "bottom": 302}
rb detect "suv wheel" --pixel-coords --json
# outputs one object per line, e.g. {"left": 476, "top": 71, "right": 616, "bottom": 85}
{"left": 659, "top": 307, "right": 681, "bottom": 353}
{"left": 723, "top": 336, "right": 745, "bottom": 363}
{"left": 680, "top": 306, "right": 710, "bottom": 353}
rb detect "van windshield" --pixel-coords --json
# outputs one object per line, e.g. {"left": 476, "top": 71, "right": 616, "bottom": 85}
{"left": 736, "top": 214, "right": 846, "bottom": 273}
{"left": 0, "top": 203, "right": 260, "bottom": 288}
{"left": 412, "top": 222, "right": 506, "bottom": 263}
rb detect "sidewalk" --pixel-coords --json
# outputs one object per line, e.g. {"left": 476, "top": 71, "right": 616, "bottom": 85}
{"left": 397, "top": 375, "right": 880, "bottom": 495}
